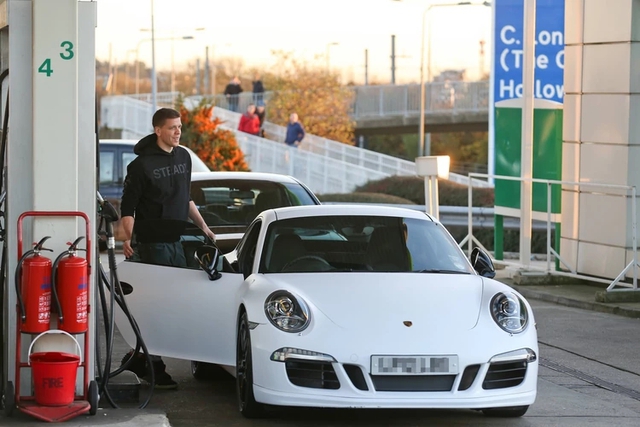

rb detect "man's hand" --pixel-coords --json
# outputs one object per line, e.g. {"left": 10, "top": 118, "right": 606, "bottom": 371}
{"left": 203, "top": 228, "right": 217, "bottom": 243}
{"left": 123, "top": 239, "right": 134, "bottom": 258}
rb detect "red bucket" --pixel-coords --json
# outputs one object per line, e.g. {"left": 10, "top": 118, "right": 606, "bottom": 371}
{"left": 30, "top": 352, "right": 80, "bottom": 406}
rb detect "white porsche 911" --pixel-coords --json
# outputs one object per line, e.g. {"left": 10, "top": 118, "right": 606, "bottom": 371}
{"left": 114, "top": 205, "right": 538, "bottom": 418}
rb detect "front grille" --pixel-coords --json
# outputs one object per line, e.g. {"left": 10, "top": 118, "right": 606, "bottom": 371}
{"left": 343, "top": 364, "right": 368, "bottom": 391}
{"left": 371, "top": 375, "right": 456, "bottom": 392}
{"left": 458, "top": 364, "right": 480, "bottom": 391}
{"left": 482, "top": 361, "right": 527, "bottom": 390}
{"left": 285, "top": 360, "right": 340, "bottom": 389}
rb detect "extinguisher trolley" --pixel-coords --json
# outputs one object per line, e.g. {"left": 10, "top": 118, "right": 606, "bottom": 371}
{"left": 6, "top": 211, "right": 98, "bottom": 422}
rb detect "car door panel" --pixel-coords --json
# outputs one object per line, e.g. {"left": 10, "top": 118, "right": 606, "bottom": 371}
{"left": 113, "top": 260, "right": 244, "bottom": 366}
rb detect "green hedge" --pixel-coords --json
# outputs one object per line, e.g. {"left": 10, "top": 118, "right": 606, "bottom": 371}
{"left": 354, "top": 175, "right": 494, "bottom": 207}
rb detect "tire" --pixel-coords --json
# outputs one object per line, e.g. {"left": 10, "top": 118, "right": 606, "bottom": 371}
{"left": 191, "top": 361, "right": 232, "bottom": 381}
{"left": 236, "top": 311, "right": 265, "bottom": 418}
{"left": 3, "top": 381, "right": 14, "bottom": 417}
{"left": 88, "top": 380, "right": 99, "bottom": 415}
{"left": 482, "top": 405, "right": 529, "bottom": 417}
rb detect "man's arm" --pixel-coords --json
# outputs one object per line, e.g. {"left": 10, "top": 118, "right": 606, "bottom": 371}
{"left": 121, "top": 216, "right": 135, "bottom": 258}
{"left": 120, "top": 162, "right": 143, "bottom": 258}
{"left": 188, "top": 200, "right": 217, "bottom": 242}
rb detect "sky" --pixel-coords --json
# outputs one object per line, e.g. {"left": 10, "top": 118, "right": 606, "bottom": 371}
{"left": 95, "top": 0, "right": 493, "bottom": 85}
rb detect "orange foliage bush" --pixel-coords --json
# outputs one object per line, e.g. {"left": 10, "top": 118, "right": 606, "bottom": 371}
{"left": 178, "top": 101, "right": 249, "bottom": 172}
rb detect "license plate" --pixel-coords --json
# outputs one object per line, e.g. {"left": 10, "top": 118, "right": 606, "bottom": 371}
{"left": 371, "top": 355, "right": 459, "bottom": 375}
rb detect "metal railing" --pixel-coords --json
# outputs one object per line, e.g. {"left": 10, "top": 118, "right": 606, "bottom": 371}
{"left": 229, "top": 127, "right": 388, "bottom": 194}
{"left": 462, "top": 173, "right": 639, "bottom": 292}
{"left": 212, "top": 107, "right": 490, "bottom": 188}
{"left": 108, "top": 80, "right": 490, "bottom": 126}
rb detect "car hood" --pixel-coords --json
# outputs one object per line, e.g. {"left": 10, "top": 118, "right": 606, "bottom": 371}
{"left": 263, "top": 273, "right": 485, "bottom": 332}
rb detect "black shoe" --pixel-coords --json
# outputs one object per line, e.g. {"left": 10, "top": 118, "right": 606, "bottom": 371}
{"left": 144, "top": 361, "right": 178, "bottom": 390}
{"left": 120, "top": 349, "right": 148, "bottom": 378}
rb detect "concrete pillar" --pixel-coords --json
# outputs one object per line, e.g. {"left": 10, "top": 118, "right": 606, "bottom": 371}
{"left": 562, "top": 0, "right": 640, "bottom": 278}
{"left": 4, "top": 0, "right": 97, "bottom": 395}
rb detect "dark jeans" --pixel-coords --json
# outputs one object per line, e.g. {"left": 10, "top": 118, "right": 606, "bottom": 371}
{"left": 136, "top": 241, "right": 187, "bottom": 267}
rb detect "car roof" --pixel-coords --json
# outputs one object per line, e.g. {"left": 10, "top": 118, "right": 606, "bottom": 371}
{"left": 99, "top": 139, "right": 197, "bottom": 153}
{"left": 100, "top": 139, "right": 210, "bottom": 172}
{"left": 270, "top": 204, "right": 435, "bottom": 221}
{"left": 190, "top": 171, "right": 302, "bottom": 184}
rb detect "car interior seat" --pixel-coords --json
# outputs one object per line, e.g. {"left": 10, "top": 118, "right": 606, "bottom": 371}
{"left": 191, "top": 187, "right": 206, "bottom": 206}
{"left": 246, "top": 190, "right": 285, "bottom": 222}
{"left": 365, "top": 226, "right": 411, "bottom": 272}
{"left": 268, "top": 233, "right": 306, "bottom": 272}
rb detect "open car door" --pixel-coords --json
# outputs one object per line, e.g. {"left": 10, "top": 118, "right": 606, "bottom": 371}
{"left": 111, "top": 221, "right": 244, "bottom": 367}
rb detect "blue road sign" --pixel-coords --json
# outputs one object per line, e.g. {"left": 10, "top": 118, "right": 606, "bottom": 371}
{"left": 493, "top": 0, "right": 565, "bottom": 104}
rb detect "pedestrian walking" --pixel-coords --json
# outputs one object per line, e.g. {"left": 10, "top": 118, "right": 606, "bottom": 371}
{"left": 224, "top": 76, "right": 243, "bottom": 112}
{"left": 252, "top": 73, "right": 265, "bottom": 104}
{"left": 284, "top": 113, "right": 305, "bottom": 147}
{"left": 255, "top": 102, "right": 266, "bottom": 137}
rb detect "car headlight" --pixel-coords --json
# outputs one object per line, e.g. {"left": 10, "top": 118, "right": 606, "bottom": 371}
{"left": 490, "top": 292, "right": 528, "bottom": 334}
{"left": 264, "top": 290, "right": 310, "bottom": 333}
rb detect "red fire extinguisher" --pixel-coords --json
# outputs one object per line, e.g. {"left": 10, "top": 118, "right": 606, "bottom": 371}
{"left": 15, "top": 236, "right": 53, "bottom": 334}
{"left": 52, "top": 237, "right": 88, "bottom": 334}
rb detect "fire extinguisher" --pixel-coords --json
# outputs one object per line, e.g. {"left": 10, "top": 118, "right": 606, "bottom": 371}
{"left": 15, "top": 236, "right": 53, "bottom": 334}
{"left": 52, "top": 236, "right": 88, "bottom": 334}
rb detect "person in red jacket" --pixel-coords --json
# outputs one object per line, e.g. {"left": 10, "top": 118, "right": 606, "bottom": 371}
{"left": 238, "top": 104, "right": 261, "bottom": 136}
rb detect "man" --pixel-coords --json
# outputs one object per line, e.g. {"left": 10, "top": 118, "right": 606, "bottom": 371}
{"left": 224, "top": 76, "right": 243, "bottom": 112}
{"left": 255, "top": 102, "right": 266, "bottom": 137}
{"left": 284, "top": 113, "right": 305, "bottom": 147}
{"left": 119, "top": 107, "right": 216, "bottom": 389}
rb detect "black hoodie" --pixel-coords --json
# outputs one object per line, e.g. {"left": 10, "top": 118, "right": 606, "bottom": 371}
{"left": 121, "top": 133, "right": 192, "bottom": 228}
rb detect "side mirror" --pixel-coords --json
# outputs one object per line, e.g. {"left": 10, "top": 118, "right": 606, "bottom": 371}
{"left": 194, "top": 245, "right": 221, "bottom": 281}
{"left": 470, "top": 247, "right": 496, "bottom": 279}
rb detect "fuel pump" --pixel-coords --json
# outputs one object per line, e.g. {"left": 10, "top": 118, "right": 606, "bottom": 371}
{"left": 52, "top": 237, "right": 88, "bottom": 334}
{"left": 14, "top": 236, "right": 53, "bottom": 334}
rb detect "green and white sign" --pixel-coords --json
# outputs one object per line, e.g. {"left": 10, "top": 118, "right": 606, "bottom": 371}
{"left": 491, "top": 0, "right": 565, "bottom": 260}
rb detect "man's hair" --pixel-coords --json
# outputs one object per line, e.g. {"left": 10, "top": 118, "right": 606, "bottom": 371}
{"left": 152, "top": 108, "right": 180, "bottom": 128}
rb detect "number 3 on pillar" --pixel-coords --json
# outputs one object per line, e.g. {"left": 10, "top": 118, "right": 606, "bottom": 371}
{"left": 37, "top": 40, "right": 75, "bottom": 77}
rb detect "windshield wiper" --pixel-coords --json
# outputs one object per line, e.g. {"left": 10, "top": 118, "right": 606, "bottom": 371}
{"left": 414, "top": 269, "right": 471, "bottom": 274}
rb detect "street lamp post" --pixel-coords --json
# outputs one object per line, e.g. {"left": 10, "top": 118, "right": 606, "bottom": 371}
{"left": 124, "top": 49, "right": 136, "bottom": 94}
{"left": 140, "top": 25, "right": 203, "bottom": 102}
{"left": 417, "top": 1, "right": 491, "bottom": 157}
{"left": 135, "top": 35, "right": 195, "bottom": 96}
{"left": 326, "top": 42, "right": 339, "bottom": 71}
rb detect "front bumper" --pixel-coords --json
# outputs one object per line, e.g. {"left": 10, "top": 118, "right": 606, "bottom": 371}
{"left": 249, "top": 324, "right": 538, "bottom": 409}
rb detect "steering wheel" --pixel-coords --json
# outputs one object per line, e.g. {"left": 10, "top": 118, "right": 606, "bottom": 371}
{"left": 281, "top": 255, "right": 332, "bottom": 272}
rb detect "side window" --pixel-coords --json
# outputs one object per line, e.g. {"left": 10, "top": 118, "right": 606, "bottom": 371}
{"left": 237, "top": 220, "right": 262, "bottom": 278}
{"left": 100, "top": 151, "right": 115, "bottom": 184}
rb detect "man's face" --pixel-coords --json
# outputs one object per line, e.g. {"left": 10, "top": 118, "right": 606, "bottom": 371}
{"left": 155, "top": 117, "right": 182, "bottom": 152}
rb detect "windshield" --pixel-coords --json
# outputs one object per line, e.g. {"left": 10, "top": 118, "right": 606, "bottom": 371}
{"left": 259, "top": 215, "right": 475, "bottom": 274}
{"left": 191, "top": 179, "right": 317, "bottom": 227}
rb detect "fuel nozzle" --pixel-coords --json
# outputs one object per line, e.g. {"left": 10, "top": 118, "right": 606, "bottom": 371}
{"left": 97, "top": 190, "right": 119, "bottom": 223}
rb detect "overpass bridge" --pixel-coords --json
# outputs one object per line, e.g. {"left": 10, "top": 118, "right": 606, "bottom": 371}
{"left": 352, "top": 81, "right": 489, "bottom": 135}
{"left": 110, "top": 80, "right": 490, "bottom": 136}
